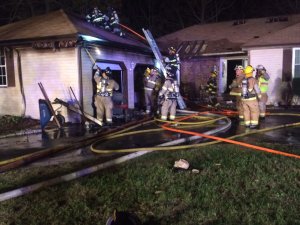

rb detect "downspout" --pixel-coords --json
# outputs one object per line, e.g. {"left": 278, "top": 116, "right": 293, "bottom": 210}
{"left": 15, "top": 49, "right": 26, "bottom": 116}
{"left": 77, "top": 45, "right": 84, "bottom": 112}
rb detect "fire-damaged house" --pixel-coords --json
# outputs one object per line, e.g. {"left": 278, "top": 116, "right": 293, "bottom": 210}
{"left": 0, "top": 10, "right": 154, "bottom": 122}
{"left": 157, "top": 14, "right": 300, "bottom": 105}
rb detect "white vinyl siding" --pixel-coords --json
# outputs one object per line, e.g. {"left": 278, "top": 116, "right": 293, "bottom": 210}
{"left": 293, "top": 48, "right": 300, "bottom": 78}
{"left": 21, "top": 48, "right": 78, "bottom": 121}
{"left": 249, "top": 48, "right": 283, "bottom": 104}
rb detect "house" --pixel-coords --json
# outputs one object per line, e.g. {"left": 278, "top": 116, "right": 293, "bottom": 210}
{"left": 157, "top": 15, "right": 300, "bottom": 105}
{"left": 0, "top": 10, "right": 154, "bottom": 122}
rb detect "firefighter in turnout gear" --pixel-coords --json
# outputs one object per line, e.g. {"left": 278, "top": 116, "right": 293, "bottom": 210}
{"left": 158, "top": 72, "right": 180, "bottom": 121}
{"left": 256, "top": 64, "right": 270, "bottom": 119}
{"left": 229, "top": 65, "right": 245, "bottom": 120}
{"left": 144, "top": 67, "right": 160, "bottom": 114}
{"left": 107, "top": 7, "right": 124, "bottom": 37}
{"left": 86, "top": 7, "right": 108, "bottom": 29}
{"left": 164, "top": 47, "right": 180, "bottom": 80}
{"left": 94, "top": 67, "right": 119, "bottom": 126}
{"left": 206, "top": 70, "right": 219, "bottom": 108}
{"left": 241, "top": 65, "right": 261, "bottom": 129}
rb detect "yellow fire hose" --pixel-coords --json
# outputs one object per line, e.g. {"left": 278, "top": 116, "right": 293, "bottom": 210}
{"left": 90, "top": 113, "right": 300, "bottom": 158}
{"left": 1, "top": 112, "right": 300, "bottom": 167}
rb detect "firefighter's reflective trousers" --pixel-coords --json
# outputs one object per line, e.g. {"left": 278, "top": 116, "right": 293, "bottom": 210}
{"left": 94, "top": 95, "right": 113, "bottom": 123}
{"left": 242, "top": 97, "right": 259, "bottom": 126}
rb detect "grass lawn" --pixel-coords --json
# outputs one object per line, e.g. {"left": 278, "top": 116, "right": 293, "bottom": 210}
{"left": 0, "top": 141, "right": 299, "bottom": 225}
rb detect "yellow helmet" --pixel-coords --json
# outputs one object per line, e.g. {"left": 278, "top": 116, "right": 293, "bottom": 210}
{"left": 210, "top": 71, "right": 217, "bottom": 77}
{"left": 144, "top": 67, "right": 151, "bottom": 76}
{"left": 244, "top": 65, "right": 254, "bottom": 77}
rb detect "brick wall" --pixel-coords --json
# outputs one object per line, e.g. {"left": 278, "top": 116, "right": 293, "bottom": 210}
{"left": 180, "top": 57, "right": 219, "bottom": 100}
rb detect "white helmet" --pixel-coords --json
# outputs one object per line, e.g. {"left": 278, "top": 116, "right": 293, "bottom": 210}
{"left": 256, "top": 64, "right": 266, "bottom": 70}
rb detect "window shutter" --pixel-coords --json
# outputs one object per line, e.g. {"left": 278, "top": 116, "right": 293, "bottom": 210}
{"left": 6, "top": 48, "right": 15, "bottom": 87}
{"left": 282, "top": 48, "right": 292, "bottom": 81}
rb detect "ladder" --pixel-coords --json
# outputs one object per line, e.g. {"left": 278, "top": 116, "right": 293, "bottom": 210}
{"left": 142, "top": 28, "right": 186, "bottom": 109}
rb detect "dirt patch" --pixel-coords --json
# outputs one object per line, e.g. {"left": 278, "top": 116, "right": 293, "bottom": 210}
{"left": 0, "top": 115, "right": 40, "bottom": 135}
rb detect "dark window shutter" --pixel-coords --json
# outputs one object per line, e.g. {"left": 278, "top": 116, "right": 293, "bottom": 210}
{"left": 282, "top": 48, "right": 292, "bottom": 82}
{"left": 6, "top": 49, "right": 15, "bottom": 87}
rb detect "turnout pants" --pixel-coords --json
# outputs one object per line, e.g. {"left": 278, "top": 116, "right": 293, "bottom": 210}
{"left": 144, "top": 89, "right": 155, "bottom": 114}
{"left": 94, "top": 95, "right": 113, "bottom": 123}
{"left": 236, "top": 96, "right": 244, "bottom": 119}
{"left": 242, "top": 99, "right": 259, "bottom": 126}
{"left": 161, "top": 99, "right": 177, "bottom": 120}
{"left": 259, "top": 93, "right": 268, "bottom": 117}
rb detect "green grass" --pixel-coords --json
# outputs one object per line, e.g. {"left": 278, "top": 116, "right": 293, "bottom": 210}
{"left": 0, "top": 143, "right": 300, "bottom": 225}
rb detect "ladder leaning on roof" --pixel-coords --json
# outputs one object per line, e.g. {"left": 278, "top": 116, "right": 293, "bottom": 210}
{"left": 142, "top": 28, "right": 186, "bottom": 109}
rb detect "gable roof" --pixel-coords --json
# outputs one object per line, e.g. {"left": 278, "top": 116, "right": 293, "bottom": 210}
{"left": 0, "top": 10, "right": 149, "bottom": 51}
{"left": 243, "top": 22, "right": 300, "bottom": 48}
{"left": 157, "top": 15, "right": 300, "bottom": 57}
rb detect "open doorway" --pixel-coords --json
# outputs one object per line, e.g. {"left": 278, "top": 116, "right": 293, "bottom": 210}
{"left": 225, "top": 59, "right": 243, "bottom": 93}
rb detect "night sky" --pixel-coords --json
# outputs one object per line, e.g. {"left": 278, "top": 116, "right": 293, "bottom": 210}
{"left": 0, "top": 0, "right": 299, "bottom": 37}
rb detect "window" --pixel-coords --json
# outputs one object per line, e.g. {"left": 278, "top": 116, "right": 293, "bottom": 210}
{"left": 0, "top": 48, "right": 7, "bottom": 86}
{"left": 293, "top": 48, "right": 300, "bottom": 78}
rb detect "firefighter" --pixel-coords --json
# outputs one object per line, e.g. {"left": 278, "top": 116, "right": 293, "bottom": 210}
{"left": 107, "top": 7, "right": 124, "bottom": 37}
{"left": 164, "top": 47, "right": 180, "bottom": 81}
{"left": 94, "top": 67, "right": 119, "bottom": 126}
{"left": 158, "top": 72, "right": 180, "bottom": 121}
{"left": 241, "top": 65, "right": 261, "bottom": 129}
{"left": 205, "top": 70, "right": 220, "bottom": 108}
{"left": 86, "top": 7, "right": 108, "bottom": 28}
{"left": 144, "top": 67, "right": 160, "bottom": 114}
{"left": 256, "top": 64, "right": 270, "bottom": 119}
{"left": 229, "top": 65, "right": 245, "bottom": 120}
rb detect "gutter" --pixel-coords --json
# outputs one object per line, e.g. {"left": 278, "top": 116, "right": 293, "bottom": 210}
{"left": 242, "top": 44, "right": 300, "bottom": 51}
{"left": 77, "top": 45, "right": 84, "bottom": 113}
{"left": 201, "top": 51, "right": 246, "bottom": 56}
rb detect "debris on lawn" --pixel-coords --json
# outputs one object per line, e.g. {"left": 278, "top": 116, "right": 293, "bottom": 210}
{"left": 173, "top": 159, "right": 189, "bottom": 170}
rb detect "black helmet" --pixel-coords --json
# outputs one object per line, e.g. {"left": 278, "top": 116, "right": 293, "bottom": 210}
{"left": 105, "top": 67, "right": 112, "bottom": 76}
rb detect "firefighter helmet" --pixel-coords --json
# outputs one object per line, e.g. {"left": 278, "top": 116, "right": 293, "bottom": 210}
{"left": 168, "top": 46, "right": 176, "bottom": 53}
{"left": 145, "top": 67, "right": 151, "bottom": 74}
{"left": 152, "top": 66, "right": 159, "bottom": 72}
{"left": 105, "top": 67, "right": 112, "bottom": 76}
{"left": 234, "top": 65, "right": 244, "bottom": 71}
{"left": 244, "top": 65, "right": 254, "bottom": 77}
{"left": 256, "top": 64, "right": 266, "bottom": 71}
{"left": 210, "top": 71, "right": 217, "bottom": 77}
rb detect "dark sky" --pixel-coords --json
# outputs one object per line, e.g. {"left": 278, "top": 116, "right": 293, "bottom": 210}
{"left": 0, "top": 0, "right": 299, "bottom": 37}
{"left": 121, "top": 0, "right": 300, "bottom": 37}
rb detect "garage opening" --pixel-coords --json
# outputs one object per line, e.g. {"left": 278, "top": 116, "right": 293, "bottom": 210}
{"left": 92, "top": 62, "right": 126, "bottom": 117}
